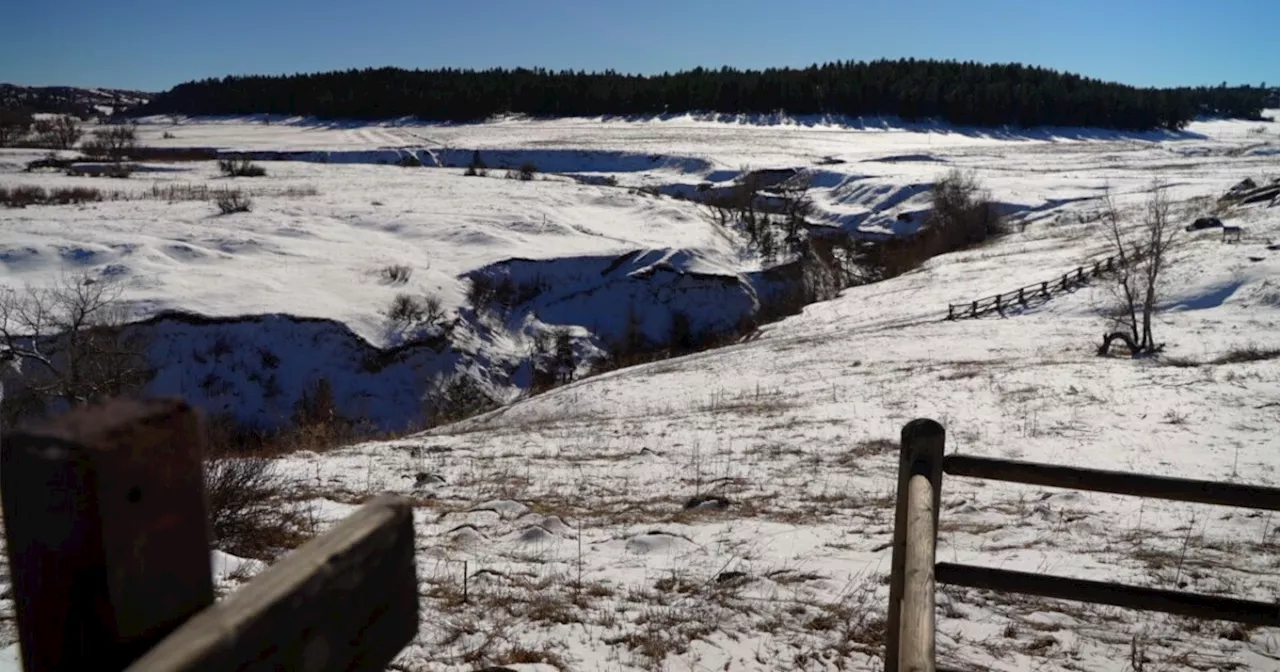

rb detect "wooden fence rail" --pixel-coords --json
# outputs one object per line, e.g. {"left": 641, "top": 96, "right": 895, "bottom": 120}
{"left": 0, "top": 397, "right": 418, "bottom": 672}
{"left": 885, "top": 419, "right": 1280, "bottom": 672}
{"left": 946, "top": 254, "right": 1119, "bottom": 321}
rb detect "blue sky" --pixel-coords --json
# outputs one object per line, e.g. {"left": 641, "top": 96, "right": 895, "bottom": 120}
{"left": 3, "top": 0, "right": 1276, "bottom": 92}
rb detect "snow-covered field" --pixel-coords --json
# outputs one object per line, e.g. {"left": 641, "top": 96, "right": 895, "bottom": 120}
{"left": 5, "top": 113, "right": 1277, "bottom": 342}
{"left": 2, "top": 112, "right": 1280, "bottom": 670}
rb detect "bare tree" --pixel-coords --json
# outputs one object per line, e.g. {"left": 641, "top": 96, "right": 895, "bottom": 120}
{"left": 82, "top": 124, "right": 138, "bottom": 160}
{"left": 1136, "top": 185, "right": 1177, "bottom": 351}
{"left": 1098, "top": 182, "right": 1178, "bottom": 356}
{"left": 1100, "top": 189, "right": 1142, "bottom": 351}
{"left": 47, "top": 116, "right": 84, "bottom": 149}
{"left": 0, "top": 273, "right": 150, "bottom": 423}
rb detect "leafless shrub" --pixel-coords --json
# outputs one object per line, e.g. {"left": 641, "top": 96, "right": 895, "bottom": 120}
{"left": 218, "top": 156, "right": 267, "bottom": 177}
{"left": 50, "top": 186, "right": 105, "bottom": 204}
{"left": 149, "top": 183, "right": 214, "bottom": 201}
{"left": 463, "top": 149, "right": 488, "bottom": 177}
{"left": 1, "top": 185, "right": 132, "bottom": 208}
{"left": 381, "top": 264, "right": 413, "bottom": 284}
{"left": 856, "top": 170, "right": 1004, "bottom": 281}
{"left": 1211, "top": 344, "right": 1280, "bottom": 364}
{"left": 277, "top": 185, "right": 319, "bottom": 198}
{"left": 531, "top": 327, "right": 577, "bottom": 393}
{"left": 144, "top": 183, "right": 316, "bottom": 203}
{"left": 215, "top": 191, "right": 252, "bottom": 214}
{"left": 464, "top": 273, "right": 546, "bottom": 314}
{"left": 0, "top": 185, "right": 46, "bottom": 208}
{"left": 81, "top": 125, "right": 138, "bottom": 160}
{"left": 928, "top": 168, "right": 1006, "bottom": 248}
{"left": 424, "top": 372, "right": 497, "bottom": 428}
{"left": 203, "top": 450, "right": 313, "bottom": 559}
{"left": 385, "top": 292, "right": 447, "bottom": 335}
{"left": 1161, "top": 345, "right": 1280, "bottom": 368}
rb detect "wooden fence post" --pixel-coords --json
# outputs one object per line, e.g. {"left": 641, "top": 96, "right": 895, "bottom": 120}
{"left": 1060, "top": 274, "right": 1069, "bottom": 291}
{"left": 969, "top": 301, "right": 978, "bottom": 318}
{"left": 1040, "top": 281, "right": 1049, "bottom": 297}
{"left": 1076, "top": 267, "right": 1085, "bottom": 283}
{"left": 124, "top": 494, "right": 418, "bottom": 672}
{"left": 886, "top": 419, "right": 946, "bottom": 672}
{"left": 947, "top": 305, "right": 955, "bottom": 320}
{"left": 1018, "top": 288, "right": 1026, "bottom": 305}
{"left": 0, "top": 399, "right": 214, "bottom": 672}
{"left": 994, "top": 295, "right": 1003, "bottom": 314}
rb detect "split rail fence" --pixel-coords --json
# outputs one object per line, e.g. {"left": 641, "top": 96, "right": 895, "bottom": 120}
{"left": 946, "top": 254, "right": 1121, "bottom": 321}
{"left": 0, "top": 397, "right": 419, "bottom": 672}
{"left": 885, "top": 419, "right": 1280, "bottom": 672}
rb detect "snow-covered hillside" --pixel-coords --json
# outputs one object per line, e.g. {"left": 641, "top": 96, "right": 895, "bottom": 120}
{"left": 1, "top": 111, "right": 1279, "bottom": 669}
{"left": 4, "top": 113, "right": 1279, "bottom": 430}
{"left": 272, "top": 143, "right": 1278, "bottom": 668}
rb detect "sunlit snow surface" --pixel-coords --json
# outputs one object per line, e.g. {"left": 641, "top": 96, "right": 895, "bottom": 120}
{"left": 2, "top": 112, "right": 1279, "bottom": 670}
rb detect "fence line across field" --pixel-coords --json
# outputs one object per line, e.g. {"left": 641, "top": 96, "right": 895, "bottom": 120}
{"left": 946, "top": 254, "right": 1121, "bottom": 321}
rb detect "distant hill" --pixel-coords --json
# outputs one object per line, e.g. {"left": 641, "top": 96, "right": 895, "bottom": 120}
{"left": 134, "top": 59, "right": 1270, "bottom": 132}
{"left": 0, "top": 83, "right": 152, "bottom": 119}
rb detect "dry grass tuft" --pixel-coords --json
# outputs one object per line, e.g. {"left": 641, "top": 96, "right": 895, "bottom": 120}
{"left": 203, "top": 449, "right": 316, "bottom": 560}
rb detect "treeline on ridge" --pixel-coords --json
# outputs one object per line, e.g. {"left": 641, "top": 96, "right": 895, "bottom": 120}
{"left": 136, "top": 59, "right": 1269, "bottom": 131}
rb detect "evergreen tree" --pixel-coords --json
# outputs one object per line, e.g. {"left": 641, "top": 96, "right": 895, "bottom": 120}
{"left": 134, "top": 60, "right": 1268, "bottom": 132}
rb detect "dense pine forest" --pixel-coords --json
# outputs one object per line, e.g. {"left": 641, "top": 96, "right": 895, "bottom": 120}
{"left": 136, "top": 59, "right": 1270, "bottom": 131}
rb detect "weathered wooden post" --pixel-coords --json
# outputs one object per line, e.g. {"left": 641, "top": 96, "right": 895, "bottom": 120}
{"left": 125, "top": 494, "right": 418, "bottom": 672}
{"left": 1040, "top": 281, "right": 1049, "bottom": 297}
{"left": 1, "top": 399, "right": 214, "bottom": 672}
{"left": 1060, "top": 274, "right": 1069, "bottom": 291}
{"left": 1018, "top": 288, "right": 1026, "bottom": 305}
{"left": 994, "top": 295, "right": 1003, "bottom": 315}
{"left": 886, "top": 419, "right": 946, "bottom": 672}
{"left": 947, "top": 305, "right": 955, "bottom": 321}
{"left": 1076, "top": 267, "right": 1085, "bottom": 283}
{"left": 1, "top": 397, "right": 420, "bottom": 672}
{"left": 969, "top": 301, "right": 978, "bottom": 318}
